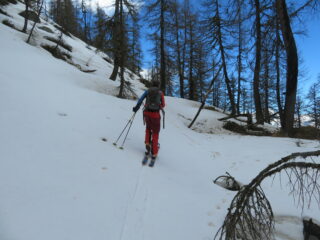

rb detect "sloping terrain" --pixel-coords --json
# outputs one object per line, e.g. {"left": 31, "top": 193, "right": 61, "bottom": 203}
{"left": 1, "top": 2, "right": 320, "bottom": 240}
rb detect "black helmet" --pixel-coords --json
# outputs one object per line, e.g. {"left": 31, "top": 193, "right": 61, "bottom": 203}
{"left": 151, "top": 79, "right": 160, "bottom": 87}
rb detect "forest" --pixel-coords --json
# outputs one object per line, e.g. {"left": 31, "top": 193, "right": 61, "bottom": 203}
{"left": 19, "top": 0, "right": 320, "bottom": 136}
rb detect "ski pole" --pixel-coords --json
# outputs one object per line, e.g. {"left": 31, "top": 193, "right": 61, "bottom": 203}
{"left": 113, "top": 113, "right": 136, "bottom": 147}
{"left": 119, "top": 113, "right": 136, "bottom": 149}
{"left": 161, "top": 108, "right": 165, "bottom": 129}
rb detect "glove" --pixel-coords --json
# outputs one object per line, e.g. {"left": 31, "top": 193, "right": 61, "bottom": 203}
{"left": 133, "top": 106, "right": 139, "bottom": 113}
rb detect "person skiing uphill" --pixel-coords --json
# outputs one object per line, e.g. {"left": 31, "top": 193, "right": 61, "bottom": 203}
{"left": 132, "top": 80, "right": 165, "bottom": 166}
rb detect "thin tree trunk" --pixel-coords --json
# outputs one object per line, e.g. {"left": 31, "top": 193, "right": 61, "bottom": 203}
{"left": 27, "top": 0, "right": 44, "bottom": 44}
{"left": 189, "top": 65, "right": 222, "bottom": 128}
{"left": 276, "top": 0, "right": 298, "bottom": 135}
{"left": 174, "top": 1, "right": 184, "bottom": 98}
{"left": 110, "top": 58, "right": 119, "bottom": 80}
{"left": 275, "top": 16, "right": 284, "bottom": 127}
{"left": 160, "top": 0, "right": 166, "bottom": 93}
{"left": 236, "top": 6, "right": 242, "bottom": 114}
{"left": 253, "top": 0, "right": 264, "bottom": 124}
{"left": 264, "top": 52, "right": 270, "bottom": 123}
{"left": 82, "top": 0, "right": 88, "bottom": 42}
{"left": 22, "top": 0, "right": 30, "bottom": 33}
{"left": 182, "top": 3, "right": 187, "bottom": 97}
{"left": 118, "top": 0, "right": 125, "bottom": 98}
{"left": 296, "top": 96, "right": 301, "bottom": 128}
{"left": 188, "top": 16, "right": 194, "bottom": 101}
{"left": 215, "top": 0, "right": 236, "bottom": 115}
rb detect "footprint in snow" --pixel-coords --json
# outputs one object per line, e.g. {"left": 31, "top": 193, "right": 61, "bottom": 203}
{"left": 58, "top": 112, "right": 68, "bottom": 117}
{"left": 208, "top": 222, "right": 215, "bottom": 227}
{"left": 230, "top": 162, "right": 237, "bottom": 169}
{"left": 207, "top": 211, "right": 214, "bottom": 216}
{"left": 211, "top": 152, "right": 221, "bottom": 158}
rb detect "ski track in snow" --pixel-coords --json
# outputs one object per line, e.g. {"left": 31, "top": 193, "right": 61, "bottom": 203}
{"left": 119, "top": 166, "right": 148, "bottom": 240}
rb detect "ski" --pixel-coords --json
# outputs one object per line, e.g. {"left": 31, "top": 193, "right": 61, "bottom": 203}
{"left": 142, "top": 154, "right": 149, "bottom": 165}
{"left": 149, "top": 157, "right": 156, "bottom": 167}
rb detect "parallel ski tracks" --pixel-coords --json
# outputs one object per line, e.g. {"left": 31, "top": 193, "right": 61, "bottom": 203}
{"left": 119, "top": 167, "right": 149, "bottom": 240}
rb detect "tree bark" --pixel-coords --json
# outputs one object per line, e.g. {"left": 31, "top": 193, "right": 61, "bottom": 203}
{"left": 236, "top": 2, "right": 242, "bottom": 115}
{"left": 117, "top": 0, "right": 125, "bottom": 98}
{"left": 22, "top": 0, "right": 30, "bottom": 33}
{"left": 81, "top": 0, "right": 88, "bottom": 42}
{"left": 276, "top": 0, "right": 298, "bottom": 135}
{"left": 110, "top": 0, "right": 120, "bottom": 81}
{"left": 275, "top": 16, "right": 284, "bottom": 127}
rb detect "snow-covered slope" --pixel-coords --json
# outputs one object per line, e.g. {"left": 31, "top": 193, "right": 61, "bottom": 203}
{"left": 1, "top": 3, "right": 320, "bottom": 240}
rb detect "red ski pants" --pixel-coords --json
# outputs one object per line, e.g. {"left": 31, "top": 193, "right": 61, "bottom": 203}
{"left": 144, "top": 113, "right": 161, "bottom": 156}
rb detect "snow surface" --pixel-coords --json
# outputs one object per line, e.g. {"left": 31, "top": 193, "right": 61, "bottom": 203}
{"left": 1, "top": 3, "right": 320, "bottom": 240}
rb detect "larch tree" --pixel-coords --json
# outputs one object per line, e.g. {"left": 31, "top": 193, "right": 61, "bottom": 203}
{"left": 202, "top": 0, "right": 237, "bottom": 115}
{"left": 307, "top": 79, "right": 320, "bottom": 128}
{"left": 92, "top": 5, "right": 112, "bottom": 53}
{"left": 145, "top": 0, "right": 173, "bottom": 93}
{"left": 276, "top": 0, "right": 298, "bottom": 135}
{"left": 109, "top": 0, "right": 121, "bottom": 81}
{"left": 252, "top": 0, "right": 264, "bottom": 124}
{"left": 170, "top": 0, "right": 185, "bottom": 98}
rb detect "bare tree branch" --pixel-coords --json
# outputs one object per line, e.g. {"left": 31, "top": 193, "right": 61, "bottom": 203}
{"left": 289, "top": 0, "right": 316, "bottom": 18}
{"left": 215, "top": 150, "right": 320, "bottom": 240}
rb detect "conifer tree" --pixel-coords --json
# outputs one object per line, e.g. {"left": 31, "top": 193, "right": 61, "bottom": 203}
{"left": 145, "top": 0, "right": 172, "bottom": 93}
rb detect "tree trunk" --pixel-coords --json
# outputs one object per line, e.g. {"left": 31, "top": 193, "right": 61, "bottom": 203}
{"left": 296, "top": 96, "right": 302, "bottom": 128}
{"left": 117, "top": 0, "right": 125, "bottom": 98}
{"left": 264, "top": 51, "right": 270, "bottom": 123}
{"left": 160, "top": 0, "right": 166, "bottom": 93}
{"left": 82, "top": 0, "right": 88, "bottom": 42}
{"left": 188, "top": 16, "right": 194, "bottom": 101}
{"left": 189, "top": 65, "right": 222, "bottom": 128}
{"left": 174, "top": 1, "right": 184, "bottom": 98}
{"left": 215, "top": 0, "right": 236, "bottom": 115}
{"left": 182, "top": 2, "right": 188, "bottom": 98}
{"left": 253, "top": 0, "right": 264, "bottom": 124}
{"left": 276, "top": 0, "right": 298, "bottom": 135}
{"left": 22, "top": 0, "right": 30, "bottom": 33}
{"left": 27, "top": 0, "right": 44, "bottom": 43}
{"left": 275, "top": 16, "right": 285, "bottom": 127}
{"left": 110, "top": 0, "right": 120, "bottom": 81}
{"left": 110, "top": 58, "right": 119, "bottom": 81}
{"left": 236, "top": 4, "right": 242, "bottom": 115}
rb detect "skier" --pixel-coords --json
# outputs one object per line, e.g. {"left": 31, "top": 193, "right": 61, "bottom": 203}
{"left": 132, "top": 79, "right": 165, "bottom": 167}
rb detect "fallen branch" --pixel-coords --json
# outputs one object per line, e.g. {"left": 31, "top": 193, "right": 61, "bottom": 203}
{"left": 188, "top": 65, "right": 222, "bottom": 129}
{"left": 214, "top": 150, "right": 320, "bottom": 240}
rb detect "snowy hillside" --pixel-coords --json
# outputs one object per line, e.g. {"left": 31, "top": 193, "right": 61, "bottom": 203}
{"left": 1, "top": 2, "right": 320, "bottom": 240}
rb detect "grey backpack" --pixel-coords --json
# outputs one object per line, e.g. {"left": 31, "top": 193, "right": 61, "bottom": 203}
{"left": 146, "top": 87, "right": 162, "bottom": 111}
